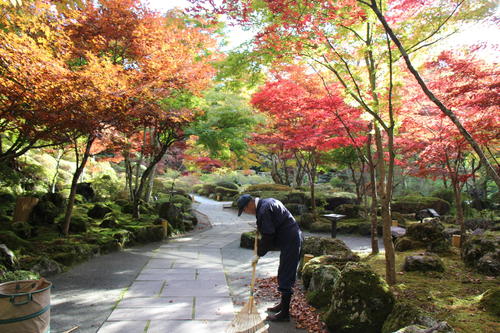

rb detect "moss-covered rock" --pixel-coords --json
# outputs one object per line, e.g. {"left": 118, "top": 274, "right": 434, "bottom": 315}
{"left": 394, "top": 237, "right": 425, "bottom": 252}
{"left": 134, "top": 226, "right": 165, "bottom": 243}
{"left": 306, "top": 264, "right": 341, "bottom": 308}
{"left": 87, "top": 204, "right": 113, "bottom": 219}
{"left": 324, "top": 262, "right": 395, "bottom": 333}
{"left": 246, "top": 184, "right": 293, "bottom": 192}
{"left": 313, "top": 192, "right": 358, "bottom": 211}
{"left": 303, "top": 236, "right": 356, "bottom": 257}
{"left": 68, "top": 215, "right": 90, "bottom": 233}
{"left": 215, "top": 186, "right": 239, "bottom": 200}
{"left": 461, "top": 233, "right": 500, "bottom": 276}
{"left": 382, "top": 302, "right": 438, "bottom": 333}
{"left": 30, "top": 198, "right": 61, "bottom": 225}
{"left": 392, "top": 196, "right": 450, "bottom": 215}
{"left": 0, "top": 230, "right": 31, "bottom": 250}
{"left": 479, "top": 287, "right": 500, "bottom": 316}
{"left": 406, "top": 220, "right": 450, "bottom": 253}
{"left": 76, "top": 182, "right": 95, "bottom": 201}
{"left": 297, "top": 213, "right": 314, "bottom": 230}
{"left": 403, "top": 254, "right": 445, "bottom": 272}
{"left": 29, "top": 257, "right": 64, "bottom": 276}
{"left": 393, "top": 323, "right": 456, "bottom": 333}
{"left": 11, "top": 221, "right": 33, "bottom": 239}
{"left": 310, "top": 221, "right": 331, "bottom": 233}
{"left": 240, "top": 231, "right": 279, "bottom": 251}
{"left": 158, "top": 202, "right": 183, "bottom": 228}
{"left": 215, "top": 181, "right": 239, "bottom": 190}
{"left": 285, "top": 191, "right": 307, "bottom": 204}
{"left": 334, "top": 204, "right": 361, "bottom": 218}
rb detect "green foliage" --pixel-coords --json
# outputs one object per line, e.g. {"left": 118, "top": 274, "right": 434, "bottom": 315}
{"left": 0, "top": 270, "right": 40, "bottom": 283}
{"left": 431, "top": 188, "right": 455, "bottom": 205}
{"left": 246, "top": 184, "right": 293, "bottom": 192}
{"left": 199, "top": 170, "right": 271, "bottom": 186}
{"left": 213, "top": 49, "right": 265, "bottom": 91}
{"left": 188, "top": 90, "right": 261, "bottom": 160}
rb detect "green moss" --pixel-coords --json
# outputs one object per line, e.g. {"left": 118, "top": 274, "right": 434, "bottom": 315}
{"left": 392, "top": 195, "right": 450, "bottom": 215}
{"left": 0, "top": 230, "right": 32, "bottom": 250}
{"left": 480, "top": 287, "right": 500, "bottom": 316}
{"left": 246, "top": 184, "right": 293, "bottom": 192}
{"left": 0, "top": 270, "right": 40, "bottom": 283}
{"left": 364, "top": 250, "right": 500, "bottom": 333}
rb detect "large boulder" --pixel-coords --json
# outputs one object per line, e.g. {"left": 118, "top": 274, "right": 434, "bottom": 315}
{"left": 87, "top": 204, "right": 113, "bottom": 219}
{"left": 30, "top": 193, "right": 65, "bottom": 225}
{"left": 394, "top": 237, "right": 425, "bottom": 252}
{"left": 29, "top": 257, "right": 64, "bottom": 276}
{"left": 403, "top": 254, "right": 445, "bottom": 272}
{"left": 393, "top": 322, "right": 455, "bottom": 333}
{"left": 406, "top": 220, "right": 450, "bottom": 253}
{"left": 302, "top": 255, "right": 347, "bottom": 289}
{"left": 302, "top": 236, "right": 354, "bottom": 257}
{"left": 479, "top": 287, "right": 500, "bottom": 316}
{"left": 324, "top": 262, "right": 395, "bottom": 333}
{"left": 392, "top": 196, "right": 450, "bottom": 215}
{"left": 76, "top": 182, "right": 95, "bottom": 201}
{"left": 461, "top": 233, "right": 500, "bottom": 276}
{"left": 158, "top": 202, "right": 183, "bottom": 228}
{"left": 382, "top": 302, "right": 438, "bottom": 333}
{"left": 305, "top": 264, "right": 340, "bottom": 308}
{"left": 334, "top": 204, "right": 361, "bottom": 218}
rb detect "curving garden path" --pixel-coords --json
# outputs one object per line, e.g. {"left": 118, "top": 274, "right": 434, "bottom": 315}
{"left": 51, "top": 196, "right": 380, "bottom": 333}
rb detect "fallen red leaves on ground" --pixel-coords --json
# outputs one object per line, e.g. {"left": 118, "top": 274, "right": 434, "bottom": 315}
{"left": 254, "top": 277, "right": 329, "bottom": 333}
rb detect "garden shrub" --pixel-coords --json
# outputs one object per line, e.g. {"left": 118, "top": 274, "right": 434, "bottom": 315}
{"left": 334, "top": 204, "right": 361, "bottom": 218}
{"left": 431, "top": 188, "right": 454, "bottom": 205}
{"left": 0, "top": 269, "right": 40, "bottom": 283}
{"left": 246, "top": 184, "right": 292, "bottom": 192}
{"left": 215, "top": 186, "right": 239, "bottom": 200}
{"left": 216, "top": 181, "right": 239, "bottom": 190}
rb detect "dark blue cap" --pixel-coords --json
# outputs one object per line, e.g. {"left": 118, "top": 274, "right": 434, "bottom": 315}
{"left": 237, "top": 194, "right": 253, "bottom": 216}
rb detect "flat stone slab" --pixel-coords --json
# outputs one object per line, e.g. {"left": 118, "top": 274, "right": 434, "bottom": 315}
{"left": 162, "top": 280, "right": 229, "bottom": 297}
{"left": 148, "top": 320, "right": 231, "bottom": 333}
{"left": 97, "top": 320, "right": 148, "bottom": 333}
{"left": 118, "top": 296, "right": 193, "bottom": 308}
{"left": 124, "top": 281, "right": 164, "bottom": 297}
{"left": 144, "top": 259, "right": 174, "bottom": 269}
{"left": 195, "top": 297, "right": 234, "bottom": 320}
{"left": 107, "top": 305, "right": 192, "bottom": 320}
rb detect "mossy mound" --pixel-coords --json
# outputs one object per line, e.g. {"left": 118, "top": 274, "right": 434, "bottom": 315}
{"left": 392, "top": 196, "right": 450, "bottom": 215}
{"left": 382, "top": 302, "right": 437, "bottom": 333}
{"left": 394, "top": 237, "right": 425, "bottom": 252}
{"left": 461, "top": 233, "right": 500, "bottom": 276}
{"left": 246, "top": 184, "right": 292, "bottom": 192}
{"left": 215, "top": 181, "right": 239, "bottom": 190}
{"left": 0, "top": 231, "right": 32, "bottom": 250}
{"left": 302, "top": 236, "right": 353, "bottom": 257}
{"left": 215, "top": 186, "right": 239, "bottom": 201}
{"left": 324, "top": 262, "right": 395, "bottom": 333}
{"left": 403, "top": 254, "right": 445, "bottom": 273}
{"left": 406, "top": 220, "right": 450, "bottom": 253}
{"left": 305, "top": 264, "right": 340, "bottom": 308}
{"left": 334, "top": 204, "right": 361, "bottom": 218}
{"left": 0, "top": 269, "right": 40, "bottom": 283}
{"left": 479, "top": 287, "right": 500, "bottom": 316}
{"left": 87, "top": 204, "right": 113, "bottom": 219}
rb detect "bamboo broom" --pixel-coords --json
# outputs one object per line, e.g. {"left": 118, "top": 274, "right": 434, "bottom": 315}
{"left": 226, "top": 230, "right": 268, "bottom": 333}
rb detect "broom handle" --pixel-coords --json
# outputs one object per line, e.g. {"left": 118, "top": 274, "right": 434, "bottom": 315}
{"left": 249, "top": 230, "right": 258, "bottom": 297}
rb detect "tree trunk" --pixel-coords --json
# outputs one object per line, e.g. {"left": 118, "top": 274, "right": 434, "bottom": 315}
{"left": 62, "top": 136, "right": 94, "bottom": 236}
{"left": 452, "top": 178, "right": 465, "bottom": 248}
{"left": 366, "top": 134, "right": 379, "bottom": 254}
{"left": 369, "top": 0, "right": 500, "bottom": 189}
{"left": 50, "top": 149, "right": 64, "bottom": 193}
{"left": 144, "top": 162, "right": 157, "bottom": 203}
{"left": 374, "top": 126, "right": 396, "bottom": 285}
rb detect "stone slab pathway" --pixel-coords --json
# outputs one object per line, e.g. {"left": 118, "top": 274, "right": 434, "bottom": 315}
{"left": 97, "top": 196, "right": 256, "bottom": 333}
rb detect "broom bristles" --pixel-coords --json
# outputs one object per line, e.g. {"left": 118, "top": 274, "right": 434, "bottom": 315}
{"left": 226, "top": 298, "right": 267, "bottom": 333}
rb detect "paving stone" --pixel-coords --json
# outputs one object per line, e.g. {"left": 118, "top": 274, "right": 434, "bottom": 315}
{"left": 107, "top": 305, "right": 192, "bottom": 320}
{"left": 118, "top": 296, "right": 193, "bottom": 309}
{"left": 124, "top": 281, "right": 164, "bottom": 297}
{"left": 162, "top": 280, "right": 229, "bottom": 297}
{"left": 97, "top": 320, "right": 147, "bottom": 333}
{"left": 148, "top": 320, "right": 232, "bottom": 333}
{"left": 144, "top": 259, "right": 174, "bottom": 269}
{"left": 194, "top": 297, "right": 235, "bottom": 320}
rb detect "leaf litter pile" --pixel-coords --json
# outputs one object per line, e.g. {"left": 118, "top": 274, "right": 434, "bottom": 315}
{"left": 254, "top": 277, "right": 328, "bottom": 333}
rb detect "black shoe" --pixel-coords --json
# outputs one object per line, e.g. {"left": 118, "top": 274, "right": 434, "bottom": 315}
{"left": 267, "top": 302, "right": 281, "bottom": 312}
{"left": 266, "top": 310, "right": 290, "bottom": 322}
{"left": 266, "top": 292, "right": 291, "bottom": 321}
